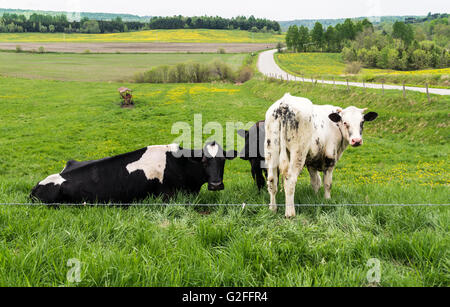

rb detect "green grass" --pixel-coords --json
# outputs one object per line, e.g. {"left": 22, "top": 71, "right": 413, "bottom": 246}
{"left": 276, "top": 52, "right": 450, "bottom": 89}
{"left": 0, "top": 29, "right": 284, "bottom": 43}
{"left": 0, "top": 52, "right": 247, "bottom": 82}
{"left": 0, "top": 76, "right": 448, "bottom": 286}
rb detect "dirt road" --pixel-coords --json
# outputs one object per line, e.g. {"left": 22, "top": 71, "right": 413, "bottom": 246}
{"left": 0, "top": 42, "right": 276, "bottom": 53}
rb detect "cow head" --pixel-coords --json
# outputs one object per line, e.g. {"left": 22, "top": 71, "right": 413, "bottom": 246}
{"left": 202, "top": 142, "right": 237, "bottom": 191}
{"left": 329, "top": 107, "right": 378, "bottom": 147}
{"left": 237, "top": 121, "right": 265, "bottom": 160}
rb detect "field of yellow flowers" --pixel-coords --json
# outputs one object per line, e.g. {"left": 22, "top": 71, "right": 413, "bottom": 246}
{"left": 276, "top": 52, "right": 450, "bottom": 88}
{"left": 0, "top": 29, "right": 284, "bottom": 43}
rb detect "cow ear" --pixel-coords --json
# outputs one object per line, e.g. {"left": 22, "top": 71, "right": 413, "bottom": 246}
{"left": 364, "top": 112, "right": 378, "bottom": 122}
{"left": 329, "top": 113, "right": 342, "bottom": 123}
{"left": 225, "top": 150, "right": 238, "bottom": 160}
{"left": 237, "top": 129, "right": 248, "bottom": 138}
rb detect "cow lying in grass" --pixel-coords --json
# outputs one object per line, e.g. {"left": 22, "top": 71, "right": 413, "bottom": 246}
{"left": 239, "top": 94, "right": 377, "bottom": 217}
{"left": 31, "top": 142, "right": 237, "bottom": 204}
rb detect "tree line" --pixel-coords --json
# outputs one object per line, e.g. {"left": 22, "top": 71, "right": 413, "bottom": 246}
{"left": 0, "top": 13, "right": 280, "bottom": 33}
{"left": 285, "top": 18, "right": 374, "bottom": 52}
{"left": 148, "top": 15, "right": 280, "bottom": 32}
{"left": 285, "top": 17, "right": 449, "bottom": 70}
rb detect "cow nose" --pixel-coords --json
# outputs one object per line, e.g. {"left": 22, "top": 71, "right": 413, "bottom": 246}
{"left": 351, "top": 138, "right": 362, "bottom": 147}
{"left": 208, "top": 182, "right": 224, "bottom": 191}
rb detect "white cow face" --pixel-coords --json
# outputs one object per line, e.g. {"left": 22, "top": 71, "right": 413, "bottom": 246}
{"left": 329, "top": 107, "right": 378, "bottom": 147}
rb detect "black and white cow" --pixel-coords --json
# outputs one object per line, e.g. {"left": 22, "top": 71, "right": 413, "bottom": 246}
{"left": 265, "top": 93, "right": 378, "bottom": 217}
{"left": 31, "top": 142, "right": 237, "bottom": 204}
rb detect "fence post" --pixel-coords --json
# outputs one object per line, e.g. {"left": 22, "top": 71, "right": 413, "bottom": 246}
{"left": 302, "top": 74, "right": 305, "bottom": 83}
{"left": 382, "top": 81, "right": 384, "bottom": 95}
{"left": 333, "top": 77, "right": 336, "bottom": 89}
{"left": 346, "top": 79, "right": 350, "bottom": 92}
{"left": 403, "top": 81, "right": 406, "bottom": 99}
{"left": 426, "top": 83, "right": 430, "bottom": 103}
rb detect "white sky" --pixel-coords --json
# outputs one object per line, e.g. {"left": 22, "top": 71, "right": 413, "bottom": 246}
{"left": 0, "top": 0, "right": 448, "bottom": 20}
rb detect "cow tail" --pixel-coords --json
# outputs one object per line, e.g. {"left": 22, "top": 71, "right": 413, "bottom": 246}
{"left": 278, "top": 121, "right": 289, "bottom": 178}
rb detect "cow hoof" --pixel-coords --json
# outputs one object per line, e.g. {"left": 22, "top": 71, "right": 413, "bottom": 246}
{"left": 285, "top": 212, "right": 296, "bottom": 219}
{"left": 285, "top": 207, "right": 296, "bottom": 218}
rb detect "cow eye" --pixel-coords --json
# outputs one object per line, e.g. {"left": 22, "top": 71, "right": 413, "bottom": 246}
{"left": 344, "top": 122, "right": 349, "bottom": 127}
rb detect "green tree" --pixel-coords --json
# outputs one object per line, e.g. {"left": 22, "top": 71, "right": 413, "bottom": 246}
{"left": 297, "top": 26, "right": 310, "bottom": 52}
{"left": 311, "top": 22, "right": 324, "bottom": 51}
{"left": 286, "top": 25, "right": 299, "bottom": 52}
{"left": 392, "top": 21, "right": 414, "bottom": 46}
{"left": 81, "top": 20, "right": 100, "bottom": 33}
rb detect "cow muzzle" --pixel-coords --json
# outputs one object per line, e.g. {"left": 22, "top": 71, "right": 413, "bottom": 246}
{"left": 351, "top": 138, "right": 363, "bottom": 147}
{"left": 208, "top": 182, "right": 225, "bottom": 191}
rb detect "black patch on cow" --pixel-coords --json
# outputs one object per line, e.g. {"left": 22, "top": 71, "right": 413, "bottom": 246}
{"left": 364, "top": 112, "right": 378, "bottom": 122}
{"left": 306, "top": 155, "right": 336, "bottom": 172}
{"left": 324, "top": 157, "right": 336, "bottom": 168}
{"left": 273, "top": 104, "right": 299, "bottom": 130}
{"left": 329, "top": 113, "right": 342, "bottom": 123}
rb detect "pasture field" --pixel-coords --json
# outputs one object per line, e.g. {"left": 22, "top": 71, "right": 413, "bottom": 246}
{"left": 0, "top": 76, "right": 448, "bottom": 286}
{"left": 0, "top": 52, "right": 247, "bottom": 82}
{"left": 276, "top": 52, "right": 450, "bottom": 88}
{"left": 0, "top": 29, "right": 284, "bottom": 44}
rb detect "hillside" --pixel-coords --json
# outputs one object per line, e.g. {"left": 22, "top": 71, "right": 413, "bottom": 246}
{"left": 0, "top": 8, "right": 151, "bottom": 22}
{"left": 279, "top": 15, "right": 426, "bottom": 30}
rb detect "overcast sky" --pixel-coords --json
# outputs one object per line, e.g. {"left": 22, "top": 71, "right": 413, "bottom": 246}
{"left": 0, "top": 0, "right": 448, "bottom": 20}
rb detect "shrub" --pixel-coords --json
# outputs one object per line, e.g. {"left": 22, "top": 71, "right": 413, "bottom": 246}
{"left": 15, "top": 45, "right": 22, "bottom": 53}
{"left": 83, "top": 49, "right": 91, "bottom": 54}
{"left": 345, "top": 62, "right": 362, "bottom": 74}
{"left": 237, "top": 66, "right": 254, "bottom": 83}
{"left": 37, "top": 46, "right": 45, "bottom": 54}
{"left": 411, "top": 49, "right": 430, "bottom": 69}
{"left": 342, "top": 46, "right": 357, "bottom": 62}
{"left": 217, "top": 48, "right": 226, "bottom": 54}
{"left": 276, "top": 42, "right": 284, "bottom": 53}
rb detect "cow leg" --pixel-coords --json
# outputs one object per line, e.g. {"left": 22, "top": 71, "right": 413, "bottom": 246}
{"left": 284, "top": 150, "right": 307, "bottom": 218}
{"left": 267, "top": 166, "right": 278, "bottom": 212}
{"left": 255, "top": 161, "right": 266, "bottom": 190}
{"left": 307, "top": 166, "right": 321, "bottom": 193}
{"left": 323, "top": 168, "right": 334, "bottom": 199}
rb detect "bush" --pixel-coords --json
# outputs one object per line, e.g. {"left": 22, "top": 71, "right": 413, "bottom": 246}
{"left": 15, "top": 45, "right": 22, "bottom": 53}
{"left": 217, "top": 48, "right": 226, "bottom": 54}
{"left": 37, "top": 46, "right": 45, "bottom": 54}
{"left": 237, "top": 66, "right": 253, "bottom": 83}
{"left": 411, "top": 49, "right": 430, "bottom": 69}
{"left": 276, "top": 42, "right": 284, "bottom": 53}
{"left": 133, "top": 60, "right": 242, "bottom": 84}
{"left": 345, "top": 62, "right": 362, "bottom": 74}
{"left": 342, "top": 46, "right": 357, "bottom": 62}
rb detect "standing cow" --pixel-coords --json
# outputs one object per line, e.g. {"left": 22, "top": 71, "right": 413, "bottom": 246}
{"left": 31, "top": 142, "right": 237, "bottom": 204}
{"left": 265, "top": 93, "right": 378, "bottom": 218}
{"left": 238, "top": 120, "right": 267, "bottom": 190}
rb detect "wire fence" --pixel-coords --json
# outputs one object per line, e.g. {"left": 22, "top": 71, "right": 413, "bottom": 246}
{"left": 262, "top": 72, "right": 445, "bottom": 102}
{"left": 0, "top": 203, "right": 448, "bottom": 207}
